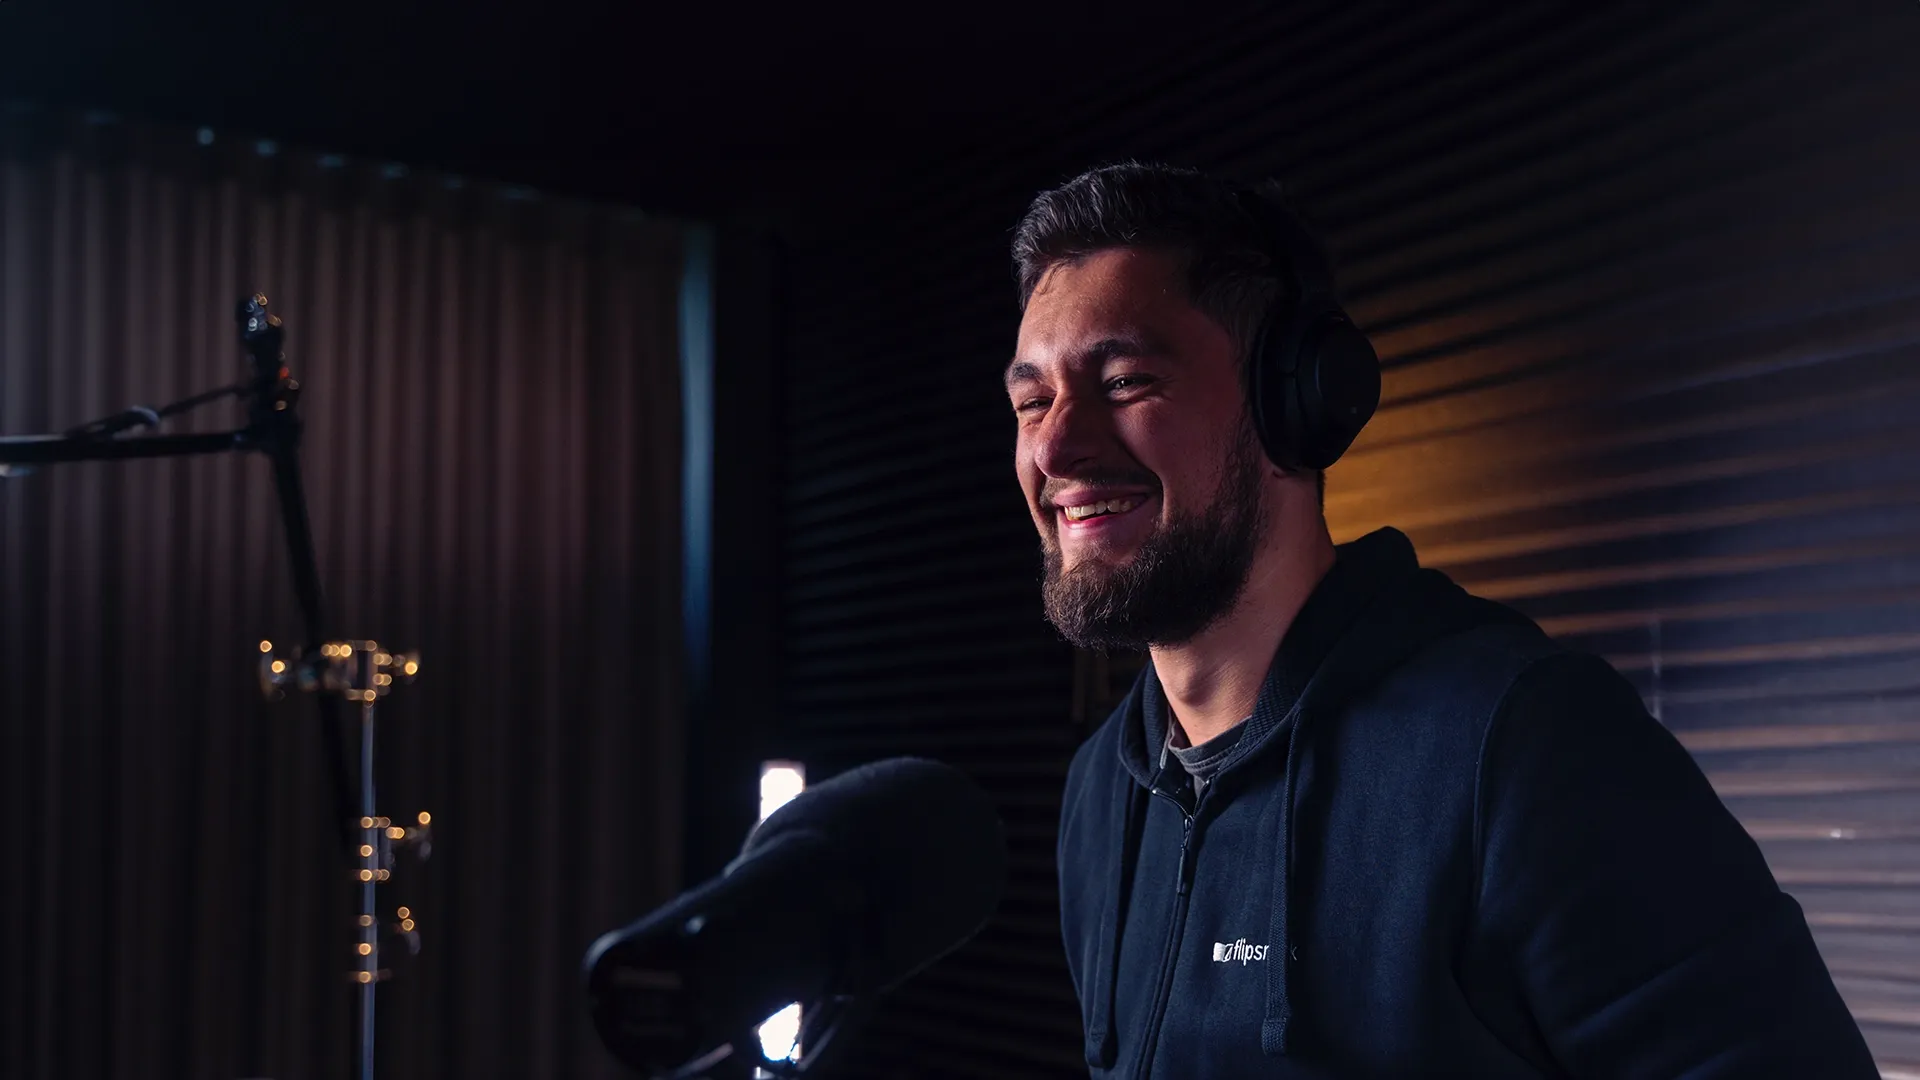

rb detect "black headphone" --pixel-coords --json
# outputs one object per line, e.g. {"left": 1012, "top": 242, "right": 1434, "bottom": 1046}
{"left": 1234, "top": 187, "right": 1381, "bottom": 472}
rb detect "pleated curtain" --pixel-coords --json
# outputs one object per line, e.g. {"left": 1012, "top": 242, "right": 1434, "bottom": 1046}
{"left": 0, "top": 107, "right": 687, "bottom": 1080}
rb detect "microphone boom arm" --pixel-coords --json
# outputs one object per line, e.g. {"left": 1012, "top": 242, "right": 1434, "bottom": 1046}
{"left": 0, "top": 294, "right": 356, "bottom": 852}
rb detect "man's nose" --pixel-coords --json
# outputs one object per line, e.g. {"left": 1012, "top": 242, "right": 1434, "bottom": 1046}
{"left": 1031, "top": 395, "right": 1109, "bottom": 479}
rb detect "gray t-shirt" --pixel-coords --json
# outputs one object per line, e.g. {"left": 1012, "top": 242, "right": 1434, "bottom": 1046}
{"left": 1162, "top": 718, "right": 1249, "bottom": 800}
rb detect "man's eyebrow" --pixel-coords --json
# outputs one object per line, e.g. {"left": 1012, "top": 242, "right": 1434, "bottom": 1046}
{"left": 1004, "top": 360, "right": 1044, "bottom": 388}
{"left": 1004, "top": 335, "right": 1170, "bottom": 388}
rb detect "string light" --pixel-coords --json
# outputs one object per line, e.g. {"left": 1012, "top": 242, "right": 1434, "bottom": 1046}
{"left": 253, "top": 633, "right": 427, "bottom": 990}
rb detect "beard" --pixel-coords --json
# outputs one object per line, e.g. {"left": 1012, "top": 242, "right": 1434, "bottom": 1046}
{"left": 1040, "top": 428, "right": 1269, "bottom": 651}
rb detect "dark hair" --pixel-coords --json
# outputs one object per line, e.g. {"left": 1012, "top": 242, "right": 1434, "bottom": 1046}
{"left": 1011, "top": 161, "right": 1313, "bottom": 360}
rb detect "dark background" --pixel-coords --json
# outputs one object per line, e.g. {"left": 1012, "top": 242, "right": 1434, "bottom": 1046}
{"left": 6, "top": 2, "right": 1920, "bottom": 1077}
{"left": 0, "top": 1, "right": 1193, "bottom": 216}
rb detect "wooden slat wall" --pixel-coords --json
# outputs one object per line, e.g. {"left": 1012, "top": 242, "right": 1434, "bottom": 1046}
{"left": 770, "top": 5, "right": 1920, "bottom": 1075}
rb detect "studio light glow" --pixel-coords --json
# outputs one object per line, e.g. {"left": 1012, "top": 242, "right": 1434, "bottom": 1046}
{"left": 759, "top": 761, "right": 805, "bottom": 823}
{"left": 757, "top": 1000, "right": 802, "bottom": 1062}
{"left": 754, "top": 760, "right": 806, "bottom": 1066}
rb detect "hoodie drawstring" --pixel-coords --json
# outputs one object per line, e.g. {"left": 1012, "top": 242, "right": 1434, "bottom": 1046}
{"left": 1086, "top": 776, "right": 1145, "bottom": 1069}
{"left": 1262, "top": 708, "right": 1304, "bottom": 1056}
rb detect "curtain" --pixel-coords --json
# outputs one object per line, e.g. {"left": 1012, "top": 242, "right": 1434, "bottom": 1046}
{"left": 0, "top": 107, "right": 686, "bottom": 1079}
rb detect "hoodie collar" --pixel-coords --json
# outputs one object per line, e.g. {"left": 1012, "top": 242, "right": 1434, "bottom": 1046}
{"left": 1117, "top": 526, "right": 1420, "bottom": 789}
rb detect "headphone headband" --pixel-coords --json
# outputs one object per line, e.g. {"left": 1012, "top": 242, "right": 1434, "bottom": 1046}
{"left": 1232, "top": 186, "right": 1334, "bottom": 313}
{"left": 1229, "top": 184, "right": 1381, "bottom": 472}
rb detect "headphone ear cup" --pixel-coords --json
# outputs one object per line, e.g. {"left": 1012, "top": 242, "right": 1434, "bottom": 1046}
{"left": 1246, "top": 313, "right": 1301, "bottom": 472}
{"left": 1292, "top": 317, "right": 1381, "bottom": 471}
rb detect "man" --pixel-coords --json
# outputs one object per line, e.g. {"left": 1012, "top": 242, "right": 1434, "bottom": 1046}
{"left": 1009, "top": 163, "right": 1878, "bottom": 1078}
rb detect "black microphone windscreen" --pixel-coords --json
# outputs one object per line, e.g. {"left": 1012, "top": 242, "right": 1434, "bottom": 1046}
{"left": 583, "top": 756, "right": 1007, "bottom": 1076}
{"left": 740, "top": 757, "right": 1007, "bottom": 993}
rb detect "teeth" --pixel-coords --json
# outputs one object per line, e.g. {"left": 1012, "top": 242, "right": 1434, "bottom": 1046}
{"left": 1064, "top": 497, "right": 1141, "bottom": 522}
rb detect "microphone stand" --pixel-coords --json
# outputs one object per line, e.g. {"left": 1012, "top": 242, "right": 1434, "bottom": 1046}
{"left": 0, "top": 295, "right": 426, "bottom": 1080}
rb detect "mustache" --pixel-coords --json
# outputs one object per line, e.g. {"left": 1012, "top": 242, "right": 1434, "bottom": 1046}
{"left": 1039, "top": 469, "right": 1160, "bottom": 508}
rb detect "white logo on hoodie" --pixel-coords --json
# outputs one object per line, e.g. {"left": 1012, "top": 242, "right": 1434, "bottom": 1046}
{"left": 1212, "top": 939, "right": 1270, "bottom": 965}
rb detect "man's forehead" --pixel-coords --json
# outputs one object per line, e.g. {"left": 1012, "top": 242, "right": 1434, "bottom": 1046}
{"left": 1014, "top": 251, "right": 1198, "bottom": 376}
{"left": 1028, "top": 247, "right": 1185, "bottom": 306}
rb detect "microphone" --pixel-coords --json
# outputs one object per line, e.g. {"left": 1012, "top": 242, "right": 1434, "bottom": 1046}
{"left": 583, "top": 757, "right": 1008, "bottom": 1078}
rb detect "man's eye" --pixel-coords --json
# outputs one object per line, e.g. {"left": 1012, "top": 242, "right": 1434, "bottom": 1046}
{"left": 1015, "top": 397, "right": 1050, "bottom": 414}
{"left": 1106, "top": 375, "right": 1153, "bottom": 393}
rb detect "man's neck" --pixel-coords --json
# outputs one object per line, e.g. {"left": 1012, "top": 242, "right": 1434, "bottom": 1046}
{"left": 1149, "top": 504, "right": 1336, "bottom": 747}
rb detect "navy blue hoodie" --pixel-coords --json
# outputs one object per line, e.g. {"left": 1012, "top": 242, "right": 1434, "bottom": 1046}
{"left": 1058, "top": 528, "right": 1877, "bottom": 1078}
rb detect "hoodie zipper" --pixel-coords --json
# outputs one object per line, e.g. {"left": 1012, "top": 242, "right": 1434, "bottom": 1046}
{"left": 1132, "top": 777, "right": 1199, "bottom": 1079}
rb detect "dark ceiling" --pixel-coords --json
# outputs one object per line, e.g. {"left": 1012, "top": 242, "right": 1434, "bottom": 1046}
{"left": 0, "top": 1, "right": 1209, "bottom": 217}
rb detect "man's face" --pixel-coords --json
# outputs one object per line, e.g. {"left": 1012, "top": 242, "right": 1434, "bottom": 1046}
{"left": 1008, "top": 247, "right": 1270, "bottom": 650}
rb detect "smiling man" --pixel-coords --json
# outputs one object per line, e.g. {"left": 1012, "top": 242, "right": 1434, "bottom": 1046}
{"left": 1011, "top": 163, "right": 1877, "bottom": 1078}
